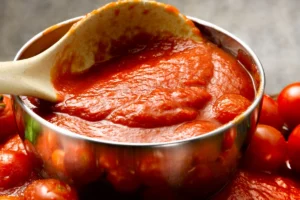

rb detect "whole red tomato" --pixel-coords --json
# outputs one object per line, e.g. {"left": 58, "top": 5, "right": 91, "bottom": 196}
{"left": 0, "top": 150, "right": 32, "bottom": 189}
{"left": 259, "top": 94, "right": 284, "bottom": 130}
{"left": 287, "top": 124, "right": 300, "bottom": 173}
{"left": 277, "top": 82, "right": 300, "bottom": 129}
{"left": 0, "top": 95, "right": 17, "bottom": 141}
{"left": 213, "top": 170, "right": 300, "bottom": 200}
{"left": 244, "top": 124, "right": 287, "bottom": 173}
{"left": 23, "top": 179, "right": 78, "bottom": 200}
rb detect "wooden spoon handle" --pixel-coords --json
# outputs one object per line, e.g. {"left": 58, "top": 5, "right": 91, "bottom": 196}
{"left": 0, "top": 59, "right": 57, "bottom": 101}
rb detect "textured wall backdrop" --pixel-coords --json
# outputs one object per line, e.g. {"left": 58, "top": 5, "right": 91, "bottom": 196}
{"left": 0, "top": 0, "right": 299, "bottom": 94}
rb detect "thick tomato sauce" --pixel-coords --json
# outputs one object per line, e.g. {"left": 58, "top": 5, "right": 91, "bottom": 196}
{"left": 29, "top": 37, "right": 254, "bottom": 143}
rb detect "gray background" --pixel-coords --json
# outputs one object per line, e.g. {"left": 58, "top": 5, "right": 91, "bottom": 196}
{"left": 0, "top": 0, "right": 299, "bottom": 94}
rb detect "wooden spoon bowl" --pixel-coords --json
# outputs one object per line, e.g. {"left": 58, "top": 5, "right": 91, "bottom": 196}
{"left": 0, "top": 0, "right": 201, "bottom": 102}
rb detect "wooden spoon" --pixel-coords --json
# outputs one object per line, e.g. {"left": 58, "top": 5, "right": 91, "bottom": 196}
{"left": 0, "top": 0, "right": 202, "bottom": 102}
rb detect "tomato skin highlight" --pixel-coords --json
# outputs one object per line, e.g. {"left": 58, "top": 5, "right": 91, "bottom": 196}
{"left": 243, "top": 124, "right": 287, "bottom": 173}
{"left": 287, "top": 124, "right": 300, "bottom": 173}
{"left": 278, "top": 82, "right": 300, "bottom": 129}
{"left": 23, "top": 179, "right": 78, "bottom": 200}
{"left": 259, "top": 94, "right": 284, "bottom": 130}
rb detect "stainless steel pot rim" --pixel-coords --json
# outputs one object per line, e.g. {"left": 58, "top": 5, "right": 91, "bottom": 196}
{"left": 13, "top": 16, "right": 265, "bottom": 147}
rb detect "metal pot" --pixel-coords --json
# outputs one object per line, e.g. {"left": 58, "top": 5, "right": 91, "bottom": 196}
{"left": 12, "top": 16, "right": 264, "bottom": 199}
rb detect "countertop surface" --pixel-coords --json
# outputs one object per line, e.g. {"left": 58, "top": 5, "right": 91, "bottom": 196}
{"left": 0, "top": 0, "right": 299, "bottom": 94}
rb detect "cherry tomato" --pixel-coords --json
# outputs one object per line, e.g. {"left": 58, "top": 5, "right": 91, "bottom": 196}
{"left": 0, "top": 135, "right": 42, "bottom": 171}
{"left": 287, "top": 124, "right": 300, "bottom": 173}
{"left": 213, "top": 170, "right": 300, "bottom": 200}
{"left": 23, "top": 179, "right": 78, "bottom": 200}
{"left": 244, "top": 124, "right": 287, "bottom": 173}
{"left": 0, "top": 95, "right": 17, "bottom": 141}
{"left": 213, "top": 94, "right": 251, "bottom": 124}
{"left": 0, "top": 150, "right": 32, "bottom": 189}
{"left": 278, "top": 82, "right": 300, "bottom": 129}
{"left": 259, "top": 94, "right": 284, "bottom": 130}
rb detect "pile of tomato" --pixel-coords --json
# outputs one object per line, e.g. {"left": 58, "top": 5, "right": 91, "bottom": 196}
{"left": 0, "top": 95, "right": 78, "bottom": 199}
{"left": 243, "top": 82, "right": 300, "bottom": 174}
{"left": 1, "top": 82, "right": 300, "bottom": 200}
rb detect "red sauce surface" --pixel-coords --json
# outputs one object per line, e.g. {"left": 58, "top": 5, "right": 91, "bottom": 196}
{"left": 28, "top": 37, "right": 254, "bottom": 143}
